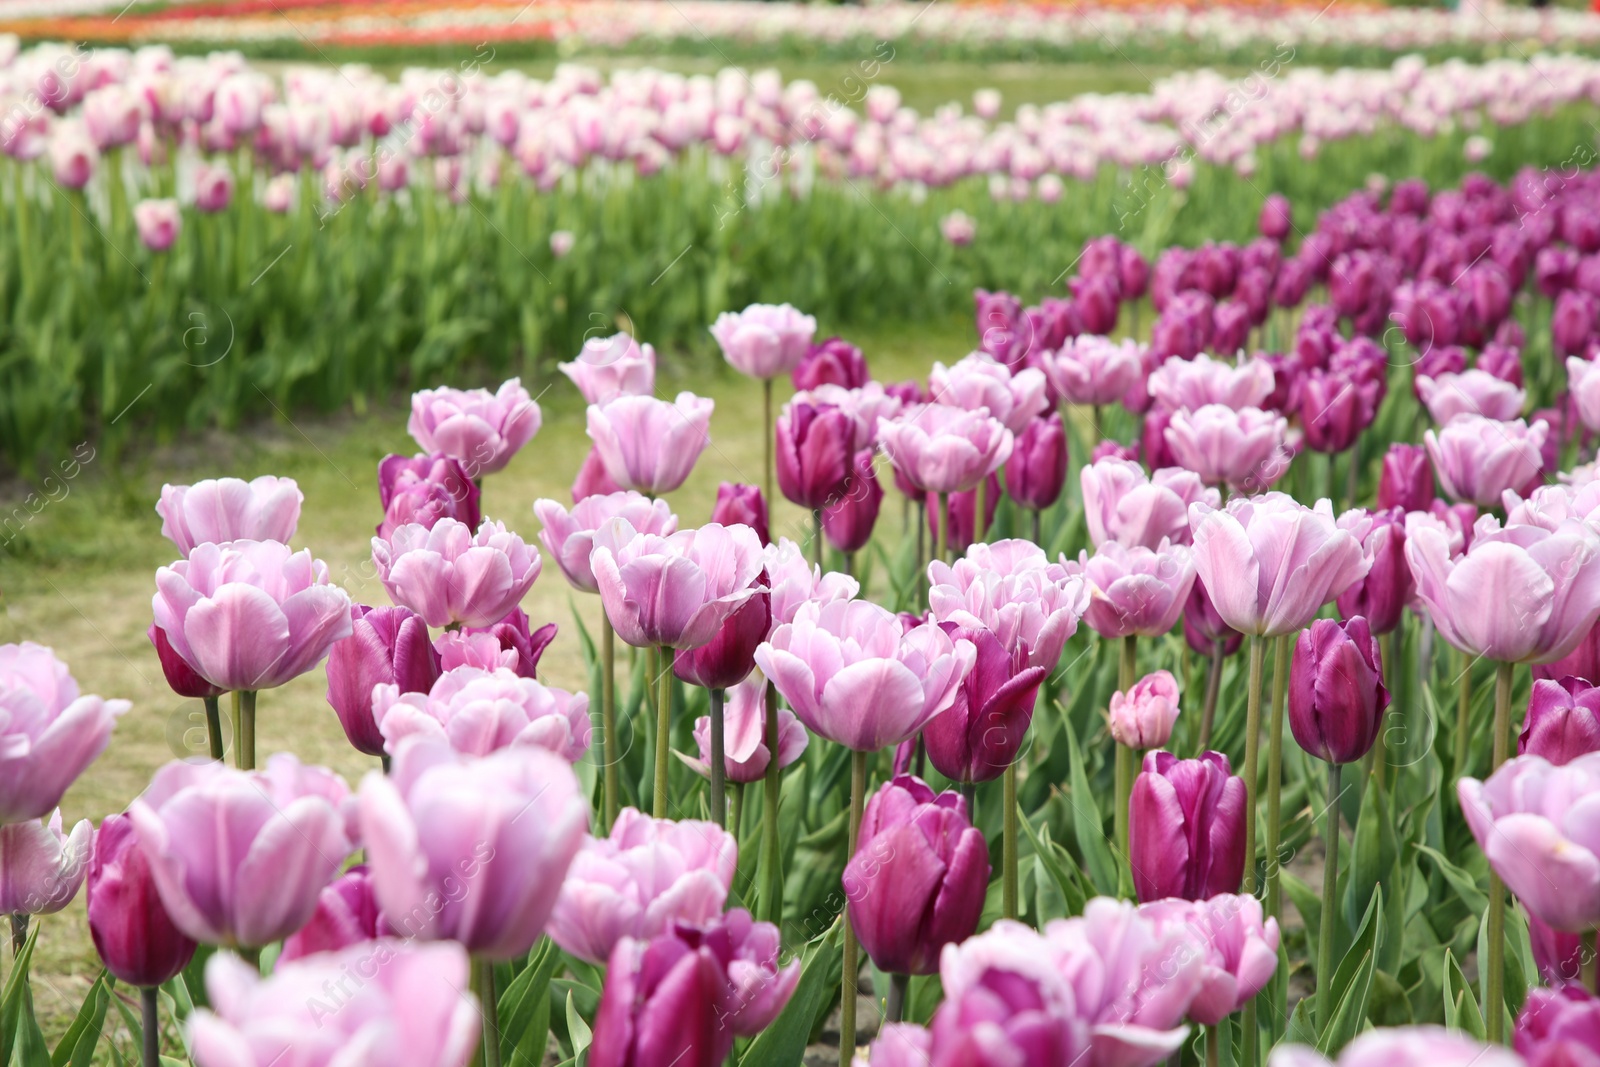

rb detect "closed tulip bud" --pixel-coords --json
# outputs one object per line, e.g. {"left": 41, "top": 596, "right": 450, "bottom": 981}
{"left": 923, "top": 625, "right": 1045, "bottom": 783}
{"left": 1128, "top": 750, "right": 1247, "bottom": 902}
{"left": 793, "top": 336, "right": 869, "bottom": 391}
{"left": 1260, "top": 193, "right": 1292, "bottom": 240}
{"left": 376, "top": 453, "right": 480, "bottom": 540}
{"left": 87, "top": 814, "right": 196, "bottom": 986}
{"left": 1185, "top": 580, "right": 1242, "bottom": 658}
{"left": 1336, "top": 509, "right": 1412, "bottom": 635}
{"left": 193, "top": 161, "right": 234, "bottom": 212}
{"left": 278, "top": 865, "right": 386, "bottom": 963}
{"left": 711, "top": 483, "right": 768, "bottom": 546}
{"left": 822, "top": 449, "right": 883, "bottom": 555}
{"left": 1005, "top": 412, "right": 1068, "bottom": 512}
{"left": 1519, "top": 677, "right": 1600, "bottom": 765}
{"left": 1555, "top": 290, "right": 1600, "bottom": 357}
{"left": 1120, "top": 244, "right": 1151, "bottom": 300}
{"left": 1109, "top": 669, "right": 1181, "bottom": 749}
{"left": 148, "top": 623, "right": 224, "bottom": 700}
{"left": 1274, "top": 256, "right": 1313, "bottom": 308}
{"left": 1297, "top": 369, "right": 1380, "bottom": 455}
{"left": 1071, "top": 273, "right": 1120, "bottom": 336}
{"left": 674, "top": 581, "right": 770, "bottom": 690}
{"left": 1480, "top": 342, "right": 1524, "bottom": 387}
{"left": 1377, "top": 443, "right": 1435, "bottom": 512}
{"left": 324, "top": 605, "right": 441, "bottom": 757}
{"left": 1211, "top": 300, "right": 1252, "bottom": 356}
{"left": 842, "top": 775, "right": 989, "bottom": 975}
{"left": 1290, "top": 617, "right": 1388, "bottom": 765}
{"left": 776, "top": 401, "right": 854, "bottom": 510}
{"left": 974, "top": 289, "right": 1027, "bottom": 364}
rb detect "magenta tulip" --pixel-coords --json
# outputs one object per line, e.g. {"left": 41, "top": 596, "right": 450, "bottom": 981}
{"left": 822, "top": 449, "right": 884, "bottom": 554}
{"left": 710, "top": 303, "right": 816, "bottom": 379}
{"left": 877, "top": 403, "right": 1014, "bottom": 495}
{"left": 673, "top": 580, "right": 770, "bottom": 690}
{"left": 1185, "top": 581, "right": 1243, "bottom": 658}
{"left": 573, "top": 445, "right": 624, "bottom": 501}
{"left": 535, "top": 491, "right": 678, "bottom": 594}
{"left": 0, "top": 642, "right": 127, "bottom": 823}
{"left": 1289, "top": 617, "right": 1388, "bottom": 765}
{"left": 1296, "top": 369, "right": 1381, "bottom": 455}
{"left": 0, "top": 809, "right": 90, "bottom": 916}
{"left": 1425, "top": 415, "right": 1548, "bottom": 507}
{"left": 376, "top": 453, "right": 480, "bottom": 540}
{"left": 130, "top": 754, "right": 355, "bottom": 947}
{"left": 1005, "top": 412, "right": 1069, "bottom": 512}
{"left": 1538, "top": 618, "right": 1600, "bottom": 685}
{"left": 157, "top": 475, "right": 302, "bottom": 554}
{"left": 408, "top": 378, "right": 540, "bottom": 477}
{"left": 927, "top": 540, "right": 1087, "bottom": 670}
{"left": 711, "top": 483, "right": 768, "bottom": 546}
{"left": 1140, "top": 895, "right": 1280, "bottom": 1025}
{"left": 1335, "top": 509, "right": 1412, "bottom": 635}
{"left": 928, "top": 353, "right": 1048, "bottom": 435}
{"left": 1521, "top": 678, "right": 1600, "bottom": 764}
{"left": 1129, "top": 750, "right": 1247, "bottom": 903}
{"left": 87, "top": 813, "right": 196, "bottom": 986}
{"left": 1516, "top": 986, "right": 1600, "bottom": 1067}
{"left": 683, "top": 676, "right": 808, "bottom": 784}
{"left": 372, "top": 519, "right": 541, "bottom": 630}
{"left": 591, "top": 520, "right": 765, "bottom": 650}
{"left": 560, "top": 334, "right": 656, "bottom": 405}
{"left": 1376, "top": 443, "right": 1435, "bottom": 512}
{"left": 546, "top": 808, "right": 737, "bottom": 965}
{"left": 1082, "top": 458, "right": 1218, "bottom": 550}
{"left": 1260, "top": 194, "right": 1291, "bottom": 240}
{"left": 775, "top": 400, "right": 854, "bottom": 510}
{"left": 1272, "top": 1028, "right": 1520, "bottom": 1067}
{"left": 279, "top": 865, "right": 387, "bottom": 963}
{"left": 360, "top": 738, "right": 588, "bottom": 959}
{"left": 372, "top": 665, "right": 590, "bottom": 760}
{"left": 1109, "top": 670, "right": 1181, "bottom": 750}
{"left": 924, "top": 624, "right": 1046, "bottom": 783}
{"left": 1165, "top": 404, "right": 1290, "bottom": 491}
{"left": 1070, "top": 540, "right": 1196, "bottom": 639}
{"left": 794, "top": 336, "right": 869, "bottom": 391}
{"left": 587, "top": 392, "right": 715, "bottom": 495}
{"left": 799, "top": 381, "right": 905, "bottom": 454}
{"left": 325, "top": 605, "right": 441, "bottom": 757}
{"left": 1529, "top": 913, "right": 1586, "bottom": 987}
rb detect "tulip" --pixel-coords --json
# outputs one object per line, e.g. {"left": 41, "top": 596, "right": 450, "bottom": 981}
{"left": 546, "top": 808, "right": 737, "bottom": 966}
{"left": 1290, "top": 617, "right": 1388, "bottom": 766}
{"left": 375, "top": 453, "right": 480, "bottom": 540}
{"left": 822, "top": 449, "right": 884, "bottom": 555}
{"left": 800, "top": 381, "right": 905, "bottom": 454}
{"left": 927, "top": 540, "right": 1087, "bottom": 669}
{"left": 1529, "top": 913, "right": 1586, "bottom": 987}
{"left": 1070, "top": 540, "right": 1197, "bottom": 639}
{"left": 876, "top": 403, "right": 1014, "bottom": 497}
{"left": 1073, "top": 274, "right": 1121, "bottom": 336}
{"left": 1140, "top": 895, "right": 1280, "bottom": 1025}
{"left": 279, "top": 865, "right": 386, "bottom": 963}
{"left": 1296, "top": 368, "right": 1380, "bottom": 455}
{"left": 325, "top": 605, "right": 441, "bottom": 758}
{"left": 1149, "top": 353, "right": 1275, "bottom": 413}
{"left": 1570, "top": 356, "right": 1600, "bottom": 434}
{"left": 1416, "top": 369, "right": 1526, "bottom": 425}
{"left": 560, "top": 334, "right": 656, "bottom": 405}
{"left": 573, "top": 445, "right": 623, "bottom": 501}
{"left": 1260, "top": 193, "right": 1291, "bottom": 240}
{"left": 1150, "top": 291, "right": 1215, "bottom": 362}
{"left": 1081, "top": 459, "right": 1218, "bottom": 550}
{"left": 1554, "top": 290, "right": 1599, "bottom": 357}
{"left": 1043, "top": 335, "right": 1146, "bottom": 407}
{"left": 373, "top": 665, "right": 590, "bottom": 761}
{"left": 193, "top": 161, "right": 234, "bottom": 212}
{"left": 1376, "top": 443, "right": 1435, "bottom": 512}
{"left": 435, "top": 608, "right": 555, "bottom": 679}
{"left": 924, "top": 472, "right": 1000, "bottom": 553}
{"left": 924, "top": 625, "right": 1046, "bottom": 784}
{"left": 0, "top": 809, "right": 90, "bottom": 916}
{"left": 711, "top": 483, "right": 768, "bottom": 546}
{"left": 130, "top": 754, "right": 355, "bottom": 948}
{"left": 535, "top": 491, "right": 678, "bottom": 594}
{"left": 1540, "top": 617, "right": 1600, "bottom": 685}
{"left": 149, "top": 622, "right": 224, "bottom": 700}
{"left": 1185, "top": 580, "right": 1242, "bottom": 659}
{"left": 361, "top": 738, "right": 587, "bottom": 958}
{"left": 858, "top": 1025, "right": 933, "bottom": 1067}
{"left": 673, "top": 581, "right": 770, "bottom": 690}
{"left": 1109, "top": 670, "right": 1181, "bottom": 749}
{"left": 1335, "top": 509, "right": 1412, "bottom": 635}
{"left": 1425, "top": 414, "right": 1548, "bottom": 507}
{"left": 928, "top": 353, "right": 1048, "bottom": 435}
{"left": 408, "top": 379, "right": 540, "bottom": 477}
{"left": 1520, "top": 677, "right": 1600, "bottom": 765}
{"left": 156, "top": 475, "right": 302, "bottom": 554}
{"left": 587, "top": 392, "right": 715, "bottom": 495}
{"left": 710, "top": 303, "right": 816, "bottom": 380}
{"left": 186, "top": 941, "right": 480, "bottom": 1067}
{"left": 134, "top": 198, "right": 180, "bottom": 251}
{"left": 1164, "top": 404, "right": 1289, "bottom": 491}
{"left": 793, "top": 336, "right": 869, "bottom": 391}
{"left": 764, "top": 537, "right": 860, "bottom": 625}
{"left": 1271, "top": 1027, "right": 1521, "bottom": 1067}
{"left": 0, "top": 642, "right": 127, "bottom": 823}
{"left": 975, "top": 289, "right": 1026, "bottom": 364}
{"left": 775, "top": 400, "right": 854, "bottom": 511}
{"left": 683, "top": 675, "right": 808, "bottom": 785}
{"left": 941, "top": 211, "right": 976, "bottom": 246}
{"left": 591, "top": 520, "right": 765, "bottom": 651}
{"left": 371, "top": 519, "right": 540, "bottom": 630}
{"left": 1129, "top": 751, "right": 1247, "bottom": 903}
{"left": 589, "top": 909, "right": 799, "bottom": 1067}
{"left": 1516, "top": 986, "right": 1600, "bottom": 1066}
{"left": 843, "top": 775, "right": 989, "bottom": 976}
{"left": 1005, "top": 412, "right": 1068, "bottom": 514}
{"left": 87, "top": 814, "right": 196, "bottom": 987}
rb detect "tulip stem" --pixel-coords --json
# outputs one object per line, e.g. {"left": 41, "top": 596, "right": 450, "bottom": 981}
{"left": 1485, "top": 659, "right": 1516, "bottom": 1044}
{"left": 141, "top": 986, "right": 160, "bottom": 1067}
{"left": 1585, "top": 931, "right": 1598, "bottom": 995}
{"left": 472, "top": 958, "right": 502, "bottom": 1067}
{"left": 915, "top": 499, "right": 927, "bottom": 602}
{"left": 1031, "top": 508, "right": 1042, "bottom": 548}
{"left": 203, "top": 695, "right": 224, "bottom": 761}
{"left": 812, "top": 508, "right": 823, "bottom": 570}
{"left": 760, "top": 681, "right": 784, "bottom": 925}
{"left": 1316, "top": 760, "right": 1342, "bottom": 1030}
{"left": 1206, "top": 1025, "right": 1221, "bottom": 1067}
{"left": 885, "top": 972, "right": 910, "bottom": 1025}
{"left": 1264, "top": 634, "right": 1289, "bottom": 921}
{"left": 732, "top": 782, "right": 746, "bottom": 841}
{"left": 935, "top": 492, "right": 949, "bottom": 566}
{"left": 1115, "top": 636, "right": 1138, "bottom": 869}
{"left": 709, "top": 686, "right": 727, "bottom": 829}
{"left": 1200, "top": 638, "right": 1224, "bottom": 750}
{"left": 841, "top": 748, "right": 868, "bottom": 1066}
{"left": 1455, "top": 647, "right": 1473, "bottom": 780}
{"left": 601, "top": 614, "right": 619, "bottom": 834}
{"left": 654, "top": 647, "right": 673, "bottom": 818}
{"left": 238, "top": 690, "right": 257, "bottom": 771}
{"left": 1240, "top": 634, "right": 1266, "bottom": 1067}
{"left": 9, "top": 914, "right": 25, "bottom": 958}
{"left": 230, "top": 690, "right": 242, "bottom": 766}
{"left": 974, "top": 477, "right": 987, "bottom": 546}
{"left": 1003, "top": 761, "right": 1019, "bottom": 919}
{"left": 764, "top": 379, "right": 775, "bottom": 511}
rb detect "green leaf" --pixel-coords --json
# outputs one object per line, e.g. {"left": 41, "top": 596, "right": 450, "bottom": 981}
{"left": 500, "top": 939, "right": 560, "bottom": 1067}
{"left": 50, "top": 973, "right": 108, "bottom": 1067}
{"left": 1280, "top": 869, "right": 1321, "bottom": 952}
{"left": 737, "top": 924, "right": 843, "bottom": 1067}
{"left": 565, "top": 990, "right": 592, "bottom": 1062}
{"left": 1318, "top": 886, "right": 1383, "bottom": 1055}
{"left": 1017, "top": 812, "right": 1086, "bottom": 918}
{"left": 1, "top": 920, "right": 39, "bottom": 1064}
{"left": 14, "top": 988, "right": 51, "bottom": 1067}
{"left": 1064, "top": 720, "right": 1118, "bottom": 896}
{"left": 1283, "top": 997, "right": 1318, "bottom": 1048}
{"left": 1344, "top": 776, "right": 1396, "bottom": 935}
{"left": 1442, "top": 949, "right": 1485, "bottom": 1041}
{"left": 1413, "top": 844, "right": 1487, "bottom": 914}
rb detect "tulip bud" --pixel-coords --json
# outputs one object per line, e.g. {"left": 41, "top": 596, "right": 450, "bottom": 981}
{"left": 87, "top": 814, "right": 196, "bottom": 987}
{"left": 325, "top": 605, "right": 442, "bottom": 757}
{"left": 686, "top": 676, "right": 807, "bottom": 784}
{"left": 1336, "top": 509, "right": 1412, "bottom": 635}
{"left": 923, "top": 625, "right": 1045, "bottom": 784}
{"left": 711, "top": 482, "right": 769, "bottom": 546}
{"left": 674, "top": 582, "right": 771, "bottom": 690}
{"left": 1519, "top": 677, "right": 1600, "bottom": 765}
{"left": 1259, "top": 193, "right": 1291, "bottom": 241}
{"left": 1129, "top": 750, "right": 1246, "bottom": 903}
{"left": 776, "top": 401, "right": 854, "bottom": 511}
{"left": 1376, "top": 443, "right": 1435, "bottom": 512}
{"left": 842, "top": 775, "right": 990, "bottom": 975}
{"left": 1184, "top": 580, "right": 1242, "bottom": 658}
{"left": 1289, "top": 617, "right": 1388, "bottom": 765}
{"left": 793, "top": 336, "right": 869, "bottom": 391}
{"left": 148, "top": 623, "right": 224, "bottom": 700}
{"left": 279, "top": 865, "right": 386, "bottom": 963}
{"left": 1109, "top": 670, "right": 1181, "bottom": 749}
{"left": 1004, "top": 412, "right": 1068, "bottom": 512}
{"left": 822, "top": 448, "right": 883, "bottom": 555}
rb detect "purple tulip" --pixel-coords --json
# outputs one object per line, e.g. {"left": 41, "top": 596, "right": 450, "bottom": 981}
{"left": 1520, "top": 677, "right": 1600, "bottom": 765}
{"left": 592, "top": 521, "right": 765, "bottom": 650}
{"left": 1164, "top": 404, "right": 1290, "bottom": 492}
{"left": 1273, "top": 1027, "right": 1522, "bottom": 1067}
{"left": 156, "top": 476, "right": 302, "bottom": 555}
{"left": 1538, "top": 246, "right": 1580, "bottom": 297}
{"left": 1185, "top": 580, "right": 1243, "bottom": 658}
{"left": 1516, "top": 986, "right": 1600, "bottom": 1067}
{"left": 974, "top": 288, "right": 1027, "bottom": 364}
{"left": 361, "top": 738, "right": 588, "bottom": 958}
{"left": 1129, "top": 750, "right": 1247, "bottom": 903}
{"left": 1274, "top": 256, "right": 1314, "bottom": 308}
{"left": 1289, "top": 617, "right": 1388, "bottom": 765}
{"left": 822, "top": 449, "right": 883, "bottom": 555}
{"left": 1528, "top": 912, "right": 1586, "bottom": 987}
{"left": 1109, "top": 670, "right": 1181, "bottom": 750}
{"left": 0, "top": 642, "right": 127, "bottom": 823}
{"left": 793, "top": 336, "right": 869, "bottom": 391}
{"left": 279, "top": 865, "right": 387, "bottom": 963}
{"left": 372, "top": 519, "right": 540, "bottom": 630}
{"left": 877, "top": 403, "right": 1014, "bottom": 495}
{"left": 673, "top": 579, "right": 770, "bottom": 690}
{"left": 547, "top": 808, "right": 737, "bottom": 965}
{"left": 587, "top": 392, "right": 715, "bottom": 496}
{"left": 923, "top": 624, "right": 1046, "bottom": 783}
{"left": 1297, "top": 369, "right": 1380, "bottom": 455}
{"left": 1392, "top": 279, "right": 1460, "bottom": 350}
{"left": 1120, "top": 245, "right": 1151, "bottom": 300}
{"left": 927, "top": 540, "right": 1087, "bottom": 670}
{"left": 536, "top": 491, "right": 678, "bottom": 594}
{"left": 1236, "top": 267, "right": 1274, "bottom": 326}
{"left": 436, "top": 607, "right": 556, "bottom": 679}
{"left": 560, "top": 334, "right": 656, "bottom": 405}
{"left": 1005, "top": 412, "right": 1068, "bottom": 512}
{"left": 589, "top": 909, "right": 799, "bottom": 1067}
{"left": 408, "top": 379, "right": 541, "bottom": 477}
{"left": 1140, "top": 894, "right": 1280, "bottom": 1025}
{"left": 843, "top": 775, "right": 989, "bottom": 975}
{"left": 324, "top": 605, "right": 441, "bottom": 757}
{"left": 1190, "top": 494, "right": 1369, "bottom": 637}
{"left": 1260, "top": 194, "right": 1292, "bottom": 240}
{"left": 930, "top": 354, "right": 1049, "bottom": 435}
{"left": 776, "top": 400, "right": 854, "bottom": 511}
{"left": 376, "top": 453, "right": 480, "bottom": 540}
{"left": 1211, "top": 300, "right": 1252, "bottom": 357}
{"left": 684, "top": 675, "right": 808, "bottom": 784}
{"left": 0, "top": 809, "right": 90, "bottom": 916}
{"left": 187, "top": 940, "right": 480, "bottom": 1067}
{"left": 1377, "top": 443, "right": 1435, "bottom": 512}
{"left": 1335, "top": 509, "right": 1412, "bottom": 635}
{"left": 87, "top": 813, "right": 196, "bottom": 986}
{"left": 1072, "top": 273, "right": 1121, "bottom": 336}
{"left": 757, "top": 599, "right": 974, "bottom": 751}
{"left": 373, "top": 665, "right": 590, "bottom": 760}
{"left": 711, "top": 483, "right": 768, "bottom": 546}
{"left": 1081, "top": 458, "right": 1218, "bottom": 550}
{"left": 1149, "top": 291, "right": 1216, "bottom": 362}
{"left": 130, "top": 754, "right": 355, "bottom": 947}
{"left": 1069, "top": 540, "right": 1196, "bottom": 639}
{"left": 1537, "top": 619, "right": 1600, "bottom": 686}
{"left": 799, "top": 381, "right": 905, "bottom": 454}
{"left": 711, "top": 303, "right": 816, "bottom": 380}
{"left": 1555, "top": 290, "right": 1600, "bottom": 357}
{"left": 1044, "top": 335, "right": 1147, "bottom": 407}
{"left": 149, "top": 622, "right": 225, "bottom": 700}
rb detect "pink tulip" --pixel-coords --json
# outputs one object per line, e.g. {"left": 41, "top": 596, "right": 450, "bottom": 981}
{"left": 1516, "top": 985, "right": 1600, "bottom": 1066}
{"left": 535, "top": 491, "right": 678, "bottom": 594}
{"left": 573, "top": 445, "right": 624, "bottom": 501}
{"left": 1568, "top": 356, "right": 1600, "bottom": 434}
{"left": 193, "top": 160, "right": 234, "bottom": 212}
{"left": 1406, "top": 513, "right": 1600, "bottom": 664}
{"left": 157, "top": 475, "right": 302, "bottom": 554}
{"left": 130, "top": 754, "right": 356, "bottom": 947}
{"left": 756, "top": 599, "right": 974, "bottom": 751}
{"left": 857, "top": 1025, "right": 933, "bottom": 1067}
{"left": 928, "top": 353, "right": 1049, "bottom": 434}
{"left": 712, "top": 483, "right": 769, "bottom": 546}
{"left": 546, "top": 808, "right": 737, "bottom": 965}
{"left": 1378, "top": 443, "right": 1435, "bottom": 512}
{"left": 561, "top": 334, "right": 656, "bottom": 404}
{"left": 710, "top": 303, "right": 816, "bottom": 380}
{"left": 373, "top": 665, "right": 590, "bottom": 761}
{"left": 134, "top": 198, "right": 181, "bottom": 251}
{"left": 0, "top": 642, "right": 127, "bottom": 823}
{"left": 1069, "top": 540, "right": 1197, "bottom": 639}
{"left": 372, "top": 519, "right": 541, "bottom": 630}
{"left": 1043, "top": 335, "right": 1146, "bottom": 407}
{"left": 927, "top": 540, "right": 1088, "bottom": 669}
{"left": 1270, "top": 1027, "right": 1522, "bottom": 1067}
{"left": 800, "top": 381, "right": 904, "bottom": 453}
{"left": 279, "top": 865, "right": 387, "bottom": 963}
{"left": 87, "top": 813, "right": 196, "bottom": 986}
{"left": 408, "top": 379, "right": 542, "bottom": 477}
{"left": 360, "top": 738, "right": 587, "bottom": 959}
{"left": 941, "top": 210, "right": 976, "bottom": 246}
{"left": 1148, "top": 353, "right": 1275, "bottom": 412}
{"left": 1189, "top": 494, "right": 1369, "bottom": 637}
{"left": 1424, "top": 415, "right": 1548, "bottom": 507}
{"left": 1082, "top": 459, "right": 1219, "bottom": 550}
{"left": 1522, "top": 677, "right": 1600, "bottom": 764}
{"left": 763, "top": 536, "right": 860, "bottom": 626}
{"left": 1109, "top": 670, "right": 1182, "bottom": 749}
{"left": 0, "top": 809, "right": 90, "bottom": 916}
{"left": 587, "top": 392, "right": 715, "bottom": 495}
{"left": 433, "top": 619, "right": 555, "bottom": 678}
{"left": 1416, "top": 369, "right": 1526, "bottom": 425}
{"left": 683, "top": 675, "right": 808, "bottom": 784}
{"left": 48, "top": 121, "right": 95, "bottom": 187}
{"left": 187, "top": 940, "right": 479, "bottom": 1067}
{"left": 375, "top": 453, "right": 480, "bottom": 541}
{"left": 1164, "top": 404, "right": 1290, "bottom": 491}
{"left": 1140, "top": 895, "right": 1280, "bottom": 1025}
{"left": 591, "top": 520, "right": 764, "bottom": 650}
{"left": 876, "top": 403, "right": 1014, "bottom": 495}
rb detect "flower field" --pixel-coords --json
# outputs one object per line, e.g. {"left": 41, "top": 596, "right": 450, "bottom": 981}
{"left": 11, "top": 6, "right": 1600, "bottom": 1067}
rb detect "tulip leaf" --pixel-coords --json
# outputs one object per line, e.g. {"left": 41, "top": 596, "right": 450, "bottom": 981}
{"left": 50, "top": 972, "right": 107, "bottom": 1067}
{"left": 737, "top": 924, "right": 843, "bottom": 1067}
{"left": 1, "top": 920, "right": 39, "bottom": 1066}
{"left": 13, "top": 987, "right": 50, "bottom": 1067}
{"left": 1344, "top": 775, "right": 1396, "bottom": 936}
{"left": 1442, "top": 949, "right": 1485, "bottom": 1041}
{"left": 1064, "top": 721, "right": 1118, "bottom": 896}
{"left": 1019, "top": 810, "right": 1086, "bottom": 919}
{"left": 565, "top": 990, "right": 592, "bottom": 1061}
{"left": 1413, "top": 844, "right": 1487, "bottom": 915}
{"left": 1319, "top": 885, "right": 1383, "bottom": 1053}
{"left": 500, "top": 939, "right": 559, "bottom": 1067}
{"left": 1283, "top": 997, "right": 1318, "bottom": 1048}
{"left": 1279, "top": 869, "right": 1320, "bottom": 955}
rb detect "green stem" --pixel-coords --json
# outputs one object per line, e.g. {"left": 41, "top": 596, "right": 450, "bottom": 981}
{"left": 238, "top": 690, "right": 257, "bottom": 771}
{"left": 885, "top": 972, "right": 910, "bottom": 1025}
{"left": 1455, "top": 648, "right": 1473, "bottom": 781}
{"left": 731, "top": 782, "right": 746, "bottom": 841}
{"left": 1003, "top": 761, "right": 1019, "bottom": 918}
{"left": 141, "top": 985, "right": 160, "bottom": 1067}
{"left": 935, "top": 492, "right": 949, "bottom": 566}
{"left": 653, "top": 647, "right": 673, "bottom": 818}
{"left": 1316, "top": 761, "right": 1342, "bottom": 1029}
{"left": 1206, "top": 1025, "right": 1220, "bottom": 1067}
{"left": 203, "top": 695, "right": 224, "bottom": 761}
{"left": 973, "top": 476, "right": 987, "bottom": 546}
{"left": 1031, "top": 507, "right": 1042, "bottom": 548}
{"left": 1200, "top": 637, "right": 1224, "bottom": 750}
{"left": 1585, "top": 930, "right": 1598, "bottom": 996}
{"left": 760, "top": 681, "right": 783, "bottom": 925}
{"left": 601, "top": 614, "right": 618, "bottom": 833}
{"left": 1115, "top": 636, "right": 1139, "bottom": 864}
{"left": 472, "top": 957, "right": 502, "bottom": 1067}
{"left": 1265, "top": 635, "right": 1289, "bottom": 920}
{"left": 9, "top": 914, "right": 25, "bottom": 957}
{"left": 812, "top": 508, "right": 823, "bottom": 570}
{"left": 709, "top": 686, "right": 727, "bottom": 829}
{"left": 230, "top": 690, "right": 242, "bottom": 766}
{"left": 763, "top": 379, "right": 774, "bottom": 510}
{"left": 1485, "top": 659, "right": 1515, "bottom": 1044}
{"left": 840, "top": 749, "right": 868, "bottom": 1066}
{"left": 1240, "top": 633, "right": 1266, "bottom": 1067}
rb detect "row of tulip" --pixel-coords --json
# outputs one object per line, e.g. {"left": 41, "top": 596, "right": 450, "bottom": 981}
{"left": 1, "top": 38, "right": 1597, "bottom": 473}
